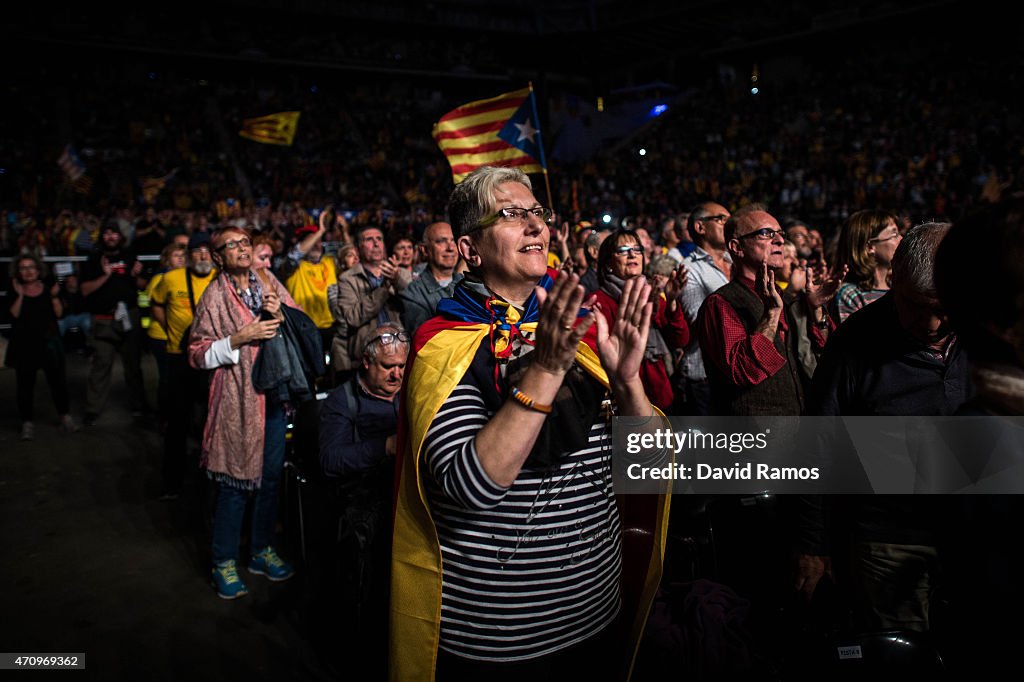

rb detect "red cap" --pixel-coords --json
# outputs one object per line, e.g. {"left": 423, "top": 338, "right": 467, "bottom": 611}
{"left": 293, "top": 224, "right": 318, "bottom": 240}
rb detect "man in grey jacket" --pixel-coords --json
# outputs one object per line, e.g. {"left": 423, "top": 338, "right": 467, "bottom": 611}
{"left": 400, "top": 222, "right": 462, "bottom": 336}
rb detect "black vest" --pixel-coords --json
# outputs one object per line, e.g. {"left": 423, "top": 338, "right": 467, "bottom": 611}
{"left": 703, "top": 281, "right": 805, "bottom": 416}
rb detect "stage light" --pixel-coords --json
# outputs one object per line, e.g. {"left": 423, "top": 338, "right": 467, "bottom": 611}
{"left": 639, "top": 148, "right": 647, "bottom": 156}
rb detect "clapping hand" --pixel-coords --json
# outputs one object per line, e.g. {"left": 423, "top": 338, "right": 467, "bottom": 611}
{"left": 533, "top": 273, "right": 594, "bottom": 374}
{"left": 551, "top": 221, "right": 569, "bottom": 247}
{"left": 663, "top": 263, "right": 689, "bottom": 302}
{"left": 756, "top": 259, "right": 784, "bottom": 311}
{"left": 805, "top": 257, "right": 847, "bottom": 309}
{"left": 380, "top": 255, "right": 401, "bottom": 282}
{"left": 593, "top": 276, "right": 652, "bottom": 385}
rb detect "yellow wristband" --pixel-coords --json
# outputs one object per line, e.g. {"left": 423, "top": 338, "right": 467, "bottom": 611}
{"left": 509, "top": 386, "right": 553, "bottom": 414}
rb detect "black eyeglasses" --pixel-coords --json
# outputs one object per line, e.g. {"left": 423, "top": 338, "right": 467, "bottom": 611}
{"left": 698, "top": 214, "right": 729, "bottom": 224}
{"left": 738, "top": 228, "right": 784, "bottom": 241}
{"left": 475, "top": 206, "right": 554, "bottom": 231}
{"left": 215, "top": 237, "right": 252, "bottom": 252}
{"left": 614, "top": 245, "right": 644, "bottom": 256}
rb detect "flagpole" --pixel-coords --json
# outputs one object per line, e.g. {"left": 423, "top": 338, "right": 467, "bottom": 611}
{"left": 527, "top": 82, "right": 554, "bottom": 210}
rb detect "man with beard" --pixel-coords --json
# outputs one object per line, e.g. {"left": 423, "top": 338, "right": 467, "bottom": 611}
{"left": 400, "top": 222, "right": 462, "bottom": 336}
{"left": 151, "top": 231, "right": 218, "bottom": 499}
{"left": 80, "top": 223, "right": 148, "bottom": 425}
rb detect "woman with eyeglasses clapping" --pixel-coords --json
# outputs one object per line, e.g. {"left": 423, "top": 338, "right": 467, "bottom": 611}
{"left": 590, "top": 228, "right": 690, "bottom": 411}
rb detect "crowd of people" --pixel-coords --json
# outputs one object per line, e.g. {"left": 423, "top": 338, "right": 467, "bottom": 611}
{"left": 5, "top": 152, "right": 1022, "bottom": 676}
{"left": 3, "top": 16, "right": 1023, "bottom": 678}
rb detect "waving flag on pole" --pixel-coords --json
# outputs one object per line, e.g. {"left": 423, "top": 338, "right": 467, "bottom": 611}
{"left": 141, "top": 168, "right": 178, "bottom": 205}
{"left": 433, "top": 87, "right": 547, "bottom": 183}
{"left": 57, "top": 145, "right": 87, "bottom": 182}
{"left": 57, "top": 145, "right": 92, "bottom": 195}
{"left": 239, "top": 111, "right": 301, "bottom": 146}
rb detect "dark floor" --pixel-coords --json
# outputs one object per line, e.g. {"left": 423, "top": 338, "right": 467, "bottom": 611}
{"left": 0, "top": 345, "right": 355, "bottom": 681}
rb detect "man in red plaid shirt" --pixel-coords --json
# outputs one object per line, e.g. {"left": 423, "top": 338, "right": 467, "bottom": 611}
{"left": 695, "top": 204, "right": 843, "bottom": 416}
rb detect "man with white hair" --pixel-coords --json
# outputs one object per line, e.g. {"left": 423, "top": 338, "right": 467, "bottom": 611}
{"left": 696, "top": 204, "right": 841, "bottom": 416}
{"left": 797, "top": 222, "right": 971, "bottom": 634}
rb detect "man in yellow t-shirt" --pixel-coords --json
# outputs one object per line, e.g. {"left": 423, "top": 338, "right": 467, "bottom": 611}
{"left": 150, "top": 232, "right": 216, "bottom": 500}
{"left": 281, "top": 221, "right": 337, "bottom": 364}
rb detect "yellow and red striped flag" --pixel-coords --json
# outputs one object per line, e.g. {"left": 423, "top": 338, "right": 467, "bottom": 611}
{"left": 140, "top": 168, "right": 178, "bottom": 204}
{"left": 239, "top": 111, "right": 301, "bottom": 146}
{"left": 433, "top": 87, "right": 547, "bottom": 183}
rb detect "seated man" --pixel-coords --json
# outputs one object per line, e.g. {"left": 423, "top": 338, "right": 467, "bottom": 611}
{"left": 319, "top": 322, "right": 408, "bottom": 476}
{"left": 318, "top": 322, "right": 409, "bottom": 668}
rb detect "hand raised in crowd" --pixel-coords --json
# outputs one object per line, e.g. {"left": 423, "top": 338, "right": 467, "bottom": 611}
{"left": 662, "top": 263, "right": 689, "bottom": 302}
{"left": 131, "top": 260, "right": 143, "bottom": 277}
{"left": 533, "top": 272, "right": 595, "bottom": 374}
{"left": 551, "top": 221, "right": 569, "bottom": 247}
{"left": 805, "top": 258, "right": 847, "bottom": 309}
{"left": 756, "top": 258, "right": 784, "bottom": 311}
{"left": 11, "top": 278, "right": 23, "bottom": 296}
{"left": 232, "top": 317, "right": 281, "bottom": 347}
{"left": 380, "top": 255, "right": 401, "bottom": 281}
{"left": 100, "top": 255, "right": 113, "bottom": 276}
{"left": 50, "top": 282, "right": 61, "bottom": 298}
{"left": 593, "top": 275, "right": 653, "bottom": 384}
{"left": 318, "top": 205, "right": 333, "bottom": 234}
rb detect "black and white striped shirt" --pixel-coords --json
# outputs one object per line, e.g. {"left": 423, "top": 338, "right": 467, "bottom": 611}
{"left": 423, "top": 383, "right": 622, "bottom": 662}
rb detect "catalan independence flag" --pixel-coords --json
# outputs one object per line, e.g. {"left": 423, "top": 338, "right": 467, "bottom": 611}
{"left": 433, "top": 87, "right": 547, "bottom": 183}
{"left": 141, "top": 168, "right": 178, "bottom": 205}
{"left": 239, "top": 111, "right": 301, "bottom": 146}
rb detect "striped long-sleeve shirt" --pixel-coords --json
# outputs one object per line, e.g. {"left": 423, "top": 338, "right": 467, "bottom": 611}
{"left": 422, "top": 383, "right": 622, "bottom": 662}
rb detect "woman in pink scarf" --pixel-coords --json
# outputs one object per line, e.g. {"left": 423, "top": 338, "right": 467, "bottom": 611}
{"left": 188, "top": 226, "right": 299, "bottom": 599}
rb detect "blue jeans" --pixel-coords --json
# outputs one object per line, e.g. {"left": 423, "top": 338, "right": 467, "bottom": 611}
{"left": 211, "top": 402, "right": 287, "bottom": 564}
{"left": 58, "top": 312, "right": 92, "bottom": 337}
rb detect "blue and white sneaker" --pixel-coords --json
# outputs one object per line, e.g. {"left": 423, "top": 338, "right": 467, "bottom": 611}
{"left": 248, "top": 547, "right": 295, "bottom": 582}
{"left": 212, "top": 560, "right": 249, "bottom": 600}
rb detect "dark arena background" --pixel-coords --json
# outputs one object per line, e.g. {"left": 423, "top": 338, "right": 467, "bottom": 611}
{"left": 1, "top": 0, "right": 1020, "bottom": 680}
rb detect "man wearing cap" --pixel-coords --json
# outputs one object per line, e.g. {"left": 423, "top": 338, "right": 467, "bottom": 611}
{"left": 151, "top": 232, "right": 217, "bottom": 499}
{"left": 80, "top": 223, "right": 149, "bottom": 425}
{"left": 280, "top": 218, "right": 337, "bottom": 360}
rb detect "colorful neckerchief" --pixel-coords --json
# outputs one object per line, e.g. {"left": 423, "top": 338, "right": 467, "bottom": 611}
{"left": 437, "top": 273, "right": 552, "bottom": 388}
{"left": 437, "top": 273, "right": 550, "bottom": 355}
